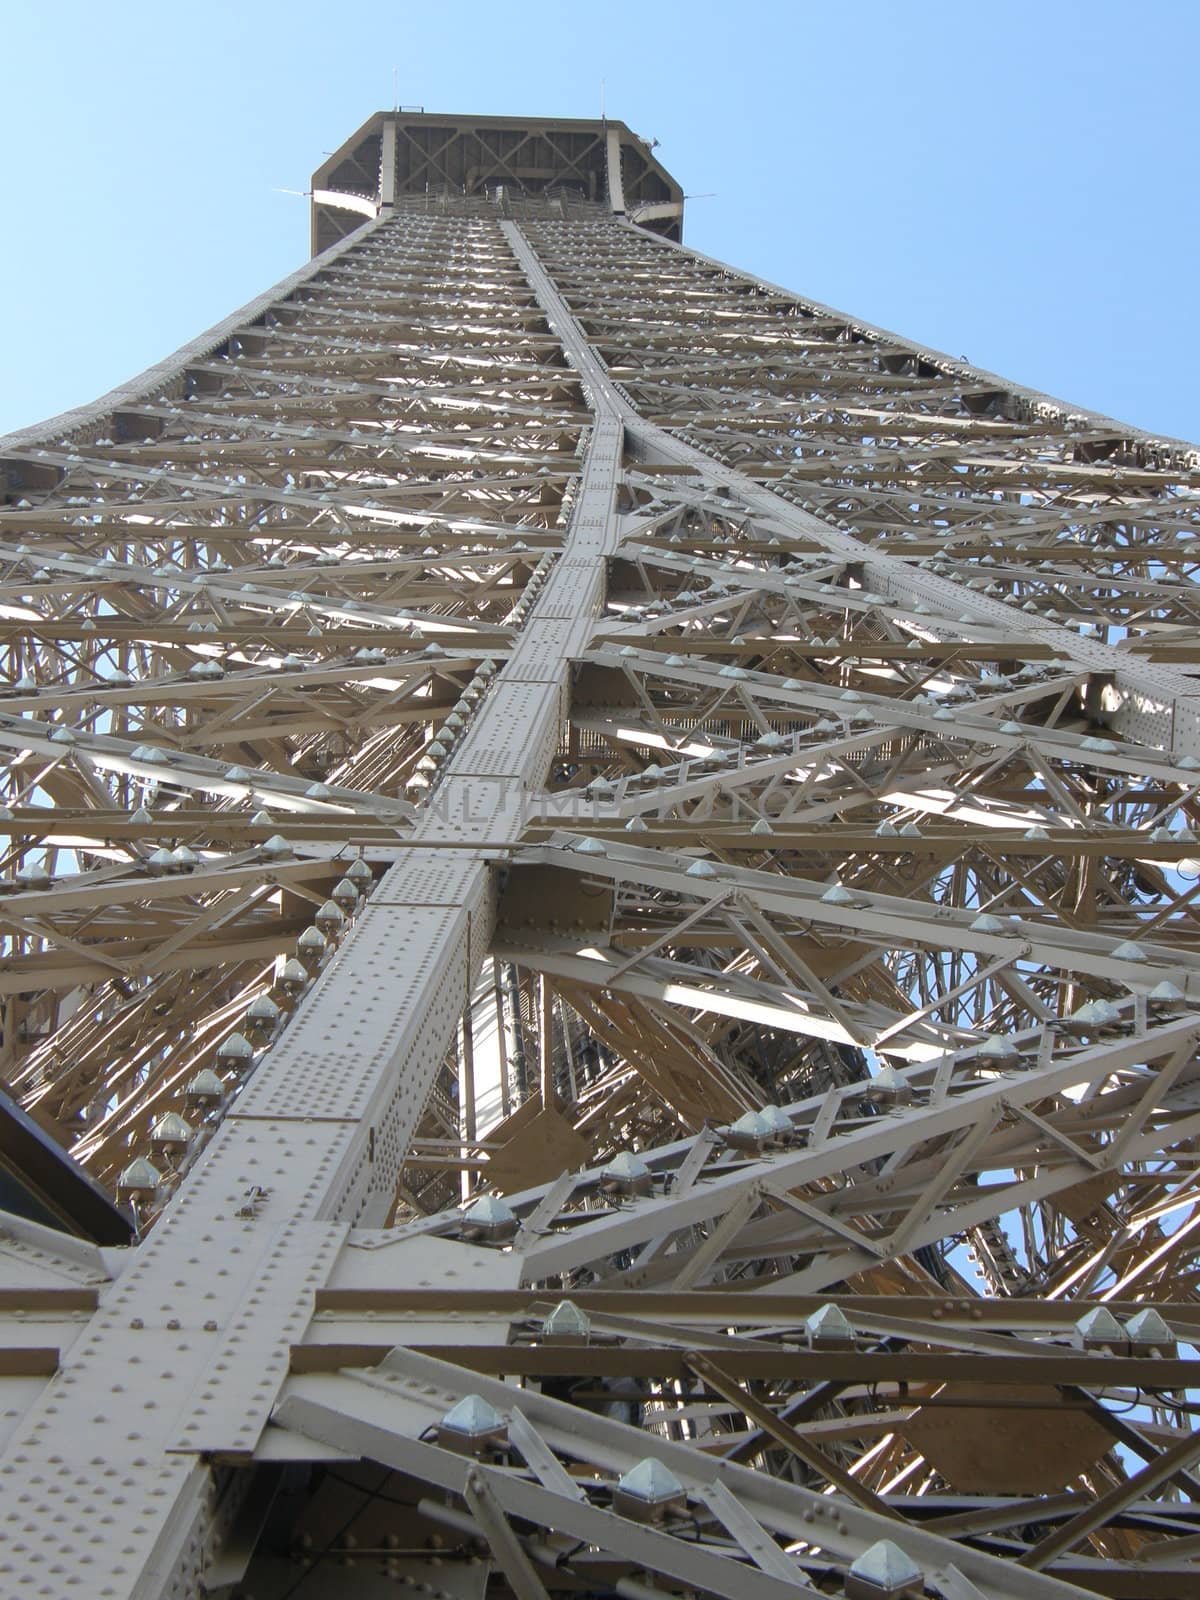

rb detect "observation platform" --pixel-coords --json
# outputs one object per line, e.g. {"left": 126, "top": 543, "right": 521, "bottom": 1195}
{"left": 310, "top": 110, "right": 684, "bottom": 252}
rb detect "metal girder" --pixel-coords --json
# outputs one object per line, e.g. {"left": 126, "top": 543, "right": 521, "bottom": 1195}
{"left": 0, "top": 112, "right": 1199, "bottom": 1600}
{"left": 273, "top": 1346, "right": 1089, "bottom": 1600}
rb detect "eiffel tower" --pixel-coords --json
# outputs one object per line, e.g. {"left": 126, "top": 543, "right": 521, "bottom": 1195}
{"left": 0, "top": 110, "right": 1198, "bottom": 1600}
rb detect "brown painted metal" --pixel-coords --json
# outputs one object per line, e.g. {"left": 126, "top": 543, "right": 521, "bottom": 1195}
{"left": 0, "top": 109, "right": 1199, "bottom": 1600}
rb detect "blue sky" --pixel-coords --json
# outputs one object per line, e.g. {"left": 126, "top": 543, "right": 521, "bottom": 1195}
{"left": 1, "top": 0, "right": 1197, "bottom": 442}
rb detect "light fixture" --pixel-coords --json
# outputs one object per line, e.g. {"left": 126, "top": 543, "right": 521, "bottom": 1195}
{"left": 118, "top": 1157, "right": 162, "bottom": 1194}
{"left": 436, "top": 1394, "right": 508, "bottom": 1457}
{"left": 460, "top": 1194, "right": 519, "bottom": 1244}
{"left": 805, "top": 1303, "right": 857, "bottom": 1348}
{"left": 600, "top": 1151, "right": 653, "bottom": 1198}
{"left": 722, "top": 1110, "right": 771, "bottom": 1153}
{"left": 846, "top": 1540, "right": 925, "bottom": 1600}
{"left": 757, "top": 1104, "right": 795, "bottom": 1145}
{"left": 1124, "top": 1307, "right": 1175, "bottom": 1355}
{"left": 614, "top": 1458, "right": 686, "bottom": 1524}
{"left": 541, "top": 1299, "right": 591, "bottom": 1345}
{"left": 150, "top": 1112, "right": 194, "bottom": 1152}
{"left": 183, "top": 1068, "right": 226, "bottom": 1105}
{"left": 245, "top": 994, "right": 281, "bottom": 1037}
{"left": 215, "top": 1032, "right": 255, "bottom": 1071}
{"left": 1073, "top": 1306, "right": 1125, "bottom": 1352}
{"left": 867, "top": 1064, "right": 913, "bottom": 1106}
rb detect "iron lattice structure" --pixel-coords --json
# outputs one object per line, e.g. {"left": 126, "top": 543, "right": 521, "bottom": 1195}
{"left": 0, "top": 111, "right": 1199, "bottom": 1600}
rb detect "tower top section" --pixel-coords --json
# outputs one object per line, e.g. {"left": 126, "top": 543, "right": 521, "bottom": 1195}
{"left": 310, "top": 110, "right": 684, "bottom": 253}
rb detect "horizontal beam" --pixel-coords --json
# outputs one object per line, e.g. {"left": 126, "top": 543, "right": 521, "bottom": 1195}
{"left": 289, "top": 1343, "right": 1200, "bottom": 1387}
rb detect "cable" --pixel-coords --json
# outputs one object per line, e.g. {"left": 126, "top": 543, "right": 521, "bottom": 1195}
{"left": 1142, "top": 1390, "right": 1200, "bottom": 1416}
{"left": 272, "top": 1466, "right": 399, "bottom": 1600}
{"left": 321, "top": 1468, "right": 424, "bottom": 1509}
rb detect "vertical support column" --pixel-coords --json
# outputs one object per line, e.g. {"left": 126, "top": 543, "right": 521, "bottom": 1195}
{"left": 605, "top": 126, "right": 626, "bottom": 215}
{"left": 459, "top": 1009, "right": 477, "bottom": 1203}
{"left": 0, "top": 212, "right": 628, "bottom": 1600}
{"left": 379, "top": 115, "right": 397, "bottom": 209}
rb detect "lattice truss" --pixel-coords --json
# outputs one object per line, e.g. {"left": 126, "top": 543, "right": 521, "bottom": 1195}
{"left": 2, "top": 142, "right": 1200, "bottom": 1600}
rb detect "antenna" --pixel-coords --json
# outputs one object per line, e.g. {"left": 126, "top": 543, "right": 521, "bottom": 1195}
{"left": 600, "top": 78, "right": 606, "bottom": 122}
{"left": 393, "top": 67, "right": 399, "bottom": 112}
